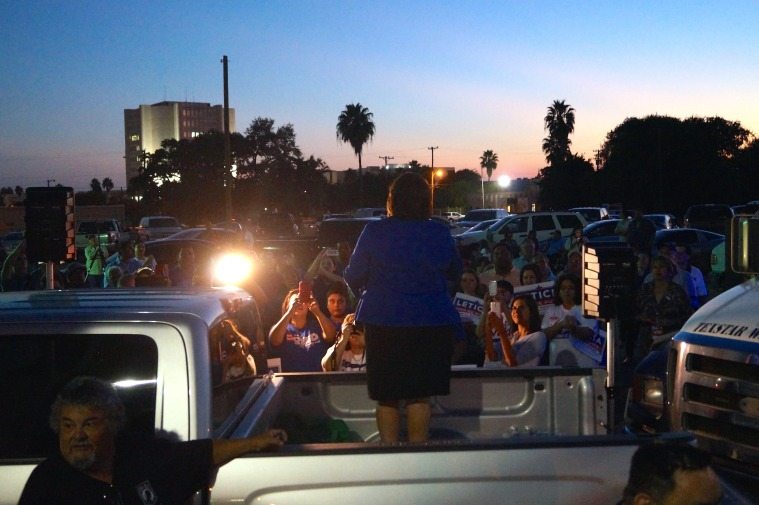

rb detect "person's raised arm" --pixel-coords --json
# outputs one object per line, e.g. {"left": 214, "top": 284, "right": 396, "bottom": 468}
{"left": 211, "top": 429, "right": 287, "bottom": 467}
{"left": 268, "top": 298, "right": 298, "bottom": 347}
{"left": 487, "top": 313, "right": 518, "bottom": 366}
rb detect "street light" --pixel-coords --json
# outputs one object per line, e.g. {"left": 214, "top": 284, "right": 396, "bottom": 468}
{"left": 497, "top": 175, "right": 511, "bottom": 210}
{"left": 431, "top": 168, "right": 445, "bottom": 210}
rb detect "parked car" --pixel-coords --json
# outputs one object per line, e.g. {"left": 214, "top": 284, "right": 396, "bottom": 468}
{"left": 165, "top": 227, "right": 252, "bottom": 247}
{"left": 454, "top": 219, "right": 503, "bottom": 248}
{"left": 731, "top": 202, "right": 759, "bottom": 216}
{"left": 653, "top": 228, "right": 724, "bottom": 273}
{"left": 486, "top": 212, "right": 588, "bottom": 249}
{"left": 568, "top": 207, "right": 609, "bottom": 223}
{"left": 353, "top": 207, "right": 387, "bottom": 218}
{"left": 456, "top": 208, "right": 511, "bottom": 229}
{"left": 316, "top": 217, "right": 381, "bottom": 248}
{"left": 253, "top": 212, "right": 299, "bottom": 239}
{"left": 683, "top": 204, "right": 733, "bottom": 233}
{"left": 582, "top": 219, "right": 627, "bottom": 246}
{"left": 644, "top": 213, "right": 677, "bottom": 229}
{"left": 441, "top": 211, "right": 464, "bottom": 221}
{"left": 0, "top": 230, "right": 24, "bottom": 254}
{"left": 136, "top": 215, "right": 184, "bottom": 241}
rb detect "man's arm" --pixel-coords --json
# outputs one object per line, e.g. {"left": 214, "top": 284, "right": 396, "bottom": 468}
{"left": 212, "top": 429, "right": 287, "bottom": 467}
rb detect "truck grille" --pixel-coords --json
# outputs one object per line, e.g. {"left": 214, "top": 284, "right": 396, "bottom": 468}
{"left": 670, "top": 341, "right": 759, "bottom": 469}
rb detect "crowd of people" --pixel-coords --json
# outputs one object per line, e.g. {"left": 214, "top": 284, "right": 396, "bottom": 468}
{"left": 5, "top": 175, "right": 739, "bottom": 501}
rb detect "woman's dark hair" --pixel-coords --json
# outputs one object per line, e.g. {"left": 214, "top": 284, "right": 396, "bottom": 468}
{"left": 387, "top": 172, "right": 431, "bottom": 219}
{"left": 512, "top": 294, "right": 542, "bottom": 333}
{"left": 553, "top": 273, "right": 581, "bottom": 305}
{"left": 519, "top": 263, "right": 541, "bottom": 285}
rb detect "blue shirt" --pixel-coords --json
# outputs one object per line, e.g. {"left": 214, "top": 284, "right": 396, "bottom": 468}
{"left": 344, "top": 217, "right": 462, "bottom": 327}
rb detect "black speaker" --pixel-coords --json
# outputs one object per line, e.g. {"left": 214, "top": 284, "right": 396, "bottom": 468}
{"left": 582, "top": 245, "right": 637, "bottom": 319}
{"left": 24, "top": 187, "right": 75, "bottom": 262}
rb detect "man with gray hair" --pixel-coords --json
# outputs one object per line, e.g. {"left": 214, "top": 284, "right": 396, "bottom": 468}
{"left": 19, "top": 376, "right": 287, "bottom": 504}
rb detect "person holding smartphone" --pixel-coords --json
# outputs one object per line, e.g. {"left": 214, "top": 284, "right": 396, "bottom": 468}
{"left": 268, "top": 285, "right": 337, "bottom": 372}
{"left": 84, "top": 234, "right": 108, "bottom": 288}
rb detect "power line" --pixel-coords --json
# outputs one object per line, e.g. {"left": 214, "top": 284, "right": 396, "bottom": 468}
{"left": 378, "top": 155, "right": 394, "bottom": 166}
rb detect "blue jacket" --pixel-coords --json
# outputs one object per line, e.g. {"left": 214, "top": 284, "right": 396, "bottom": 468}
{"left": 344, "top": 217, "right": 462, "bottom": 327}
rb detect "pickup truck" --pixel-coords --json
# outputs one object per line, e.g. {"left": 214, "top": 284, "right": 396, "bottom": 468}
{"left": 0, "top": 288, "right": 745, "bottom": 504}
{"left": 75, "top": 218, "right": 129, "bottom": 251}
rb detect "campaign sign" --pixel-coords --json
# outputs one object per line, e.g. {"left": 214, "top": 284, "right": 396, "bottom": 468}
{"left": 453, "top": 292, "right": 484, "bottom": 324}
{"left": 514, "top": 281, "right": 556, "bottom": 316}
{"left": 571, "top": 320, "right": 607, "bottom": 365}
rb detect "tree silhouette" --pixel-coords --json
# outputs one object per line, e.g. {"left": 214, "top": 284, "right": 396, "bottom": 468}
{"left": 102, "top": 177, "right": 114, "bottom": 192}
{"left": 337, "top": 103, "right": 375, "bottom": 205}
{"left": 542, "top": 100, "right": 575, "bottom": 166}
{"left": 480, "top": 150, "right": 499, "bottom": 181}
{"left": 90, "top": 178, "right": 102, "bottom": 194}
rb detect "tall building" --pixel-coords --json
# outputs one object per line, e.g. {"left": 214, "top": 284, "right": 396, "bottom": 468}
{"left": 124, "top": 101, "right": 236, "bottom": 189}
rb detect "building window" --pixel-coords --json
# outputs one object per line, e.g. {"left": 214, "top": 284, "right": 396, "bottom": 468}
{"left": 130, "top": 134, "right": 140, "bottom": 141}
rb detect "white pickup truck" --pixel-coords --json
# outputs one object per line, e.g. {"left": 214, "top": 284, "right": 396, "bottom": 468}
{"left": 0, "top": 288, "right": 740, "bottom": 504}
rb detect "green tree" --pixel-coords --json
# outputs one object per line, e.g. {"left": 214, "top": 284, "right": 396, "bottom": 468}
{"left": 479, "top": 150, "right": 498, "bottom": 181}
{"left": 597, "top": 115, "right": 751, "bottom": 213}
{"left": 542, "top": 100, "right": 575, "bottom": 166}
{"left": 337, "top": 103, "right": 375, "bottom": 204}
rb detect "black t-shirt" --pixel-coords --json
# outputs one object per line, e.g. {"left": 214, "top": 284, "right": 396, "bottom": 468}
{"left": 18, "top": 436, "right": 214, "bottom": 505}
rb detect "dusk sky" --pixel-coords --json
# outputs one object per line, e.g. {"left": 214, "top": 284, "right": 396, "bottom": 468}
{"left": 2, "top": 1, "right": 758, "bottom": 191}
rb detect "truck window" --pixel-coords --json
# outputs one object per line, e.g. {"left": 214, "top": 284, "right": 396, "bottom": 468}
{"left": 0, "top": 334, "right": 157, "bottom": 460}
{"left": 557, "top": 214, "right": 583, "bottom": 230}
{"left": 209, "top": 302, "right": 264, "bottom": 429}
{"left": 533, "top": 215, "right": 555, "bottom": 232}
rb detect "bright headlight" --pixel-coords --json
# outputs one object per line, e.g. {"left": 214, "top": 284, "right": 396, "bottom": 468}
{"left": 213, "top": 253, "right": 253, "bottom": 286}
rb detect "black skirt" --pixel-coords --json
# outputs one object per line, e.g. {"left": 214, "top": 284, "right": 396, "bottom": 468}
{"left": 364, "top": 324, "right": 454, "bottom": 401}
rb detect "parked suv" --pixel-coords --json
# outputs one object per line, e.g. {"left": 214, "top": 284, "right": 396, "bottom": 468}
{"left": 485, "top": 212, "right": 588, "bottom": 248}
{"left": 457, "top": 208, "right": 511, "bottom": 229}
{"left": 136, "top": 216, "right": 183, "bottom": 241}
{"left": 568, "top": 207, "right": 609, "bottom": 223}
{"left": 683, "top": 204, "right": 733, "bottom": 233}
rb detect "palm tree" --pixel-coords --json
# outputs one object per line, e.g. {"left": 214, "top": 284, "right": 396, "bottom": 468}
{"left": 542, "top": 100, "right": 575, "bottom": 165}
{"left": 337, "top": 103, "right": 375, "bottom": 204}
{"left": 479, "top": 150, "right": 498, "bottom": 181}
{"left": 102, "top": 177, "right": 114, "bottom": 193}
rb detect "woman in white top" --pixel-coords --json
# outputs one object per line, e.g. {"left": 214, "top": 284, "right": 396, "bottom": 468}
{"left": 485, "top": 294, "right": 547, "bottom": 367}
{"left": 541, "top": 273, "right": 595, "bottom": 341}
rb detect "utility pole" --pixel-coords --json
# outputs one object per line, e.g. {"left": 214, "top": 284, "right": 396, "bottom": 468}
{"left": 221, "top": 55, "right": 233, "bottom": 221}
{"left": 378, "top": 155, "right": 394, "bottom": 167}
{"left": 46, "top": 179, "right": 56, "bottom": 187}
{"left": 427, "top": 146, "right": 438, "bottom": 172}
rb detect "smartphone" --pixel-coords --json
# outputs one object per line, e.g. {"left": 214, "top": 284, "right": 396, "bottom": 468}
{"left": 488, "top": 280, "right": 498, "bottom": 296}
{"left": 298, "top": 280, "right": 312, "bottom": 302}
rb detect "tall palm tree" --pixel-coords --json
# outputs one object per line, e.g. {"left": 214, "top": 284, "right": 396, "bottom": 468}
{"left": 479, "top": 150, "right": 498, "bottom": 181}
{"left": 337, "top": 103, "right": 375, "bottom": 205}
{"left": 542, "top": 100, "right": 575, "bottom": 165}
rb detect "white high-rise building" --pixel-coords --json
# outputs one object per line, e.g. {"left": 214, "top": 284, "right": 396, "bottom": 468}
{"left": 124, "top": 101, "right": 235, "bottom": 188}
